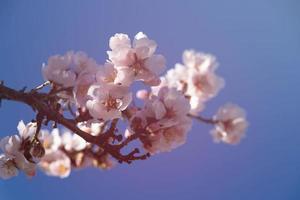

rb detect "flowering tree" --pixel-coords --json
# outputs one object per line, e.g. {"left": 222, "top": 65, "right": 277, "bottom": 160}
{"left": 0, "top": 32, "right": 248, "bottom": 179}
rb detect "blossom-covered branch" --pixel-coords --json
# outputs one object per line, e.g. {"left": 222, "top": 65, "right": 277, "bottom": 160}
{"left": 0, "top": 32, "right": 248, "bottom": 180}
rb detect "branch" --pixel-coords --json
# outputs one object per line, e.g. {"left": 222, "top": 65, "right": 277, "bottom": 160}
{"left": 187, "top": 113, "right": 218, "bottom": 125}
{"left": 0, "top": 83, "right": 147, "bottom": 164}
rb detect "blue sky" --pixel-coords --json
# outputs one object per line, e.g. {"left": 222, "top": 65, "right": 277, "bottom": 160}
{"left": 0, "top": 0, "right": 299, "bottom": 199}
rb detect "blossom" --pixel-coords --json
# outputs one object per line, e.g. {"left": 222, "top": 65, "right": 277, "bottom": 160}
{"left": 0, "top": 154, "right": 18, "bottom": 179}
{"left": 182, "top": 50, "right": 217, "bottom": 72}
{"left": 77, "top": 121, "right": 105, "bottom": 136}
{"left": 17, "top": 120, "right": 37, "bottom": 140}
{"left": 42, "top": 51, "right": 99, "bottom": 87}
{"left": 96, "top": 62, "right": 118, "bottom": 84}
{"left": 145, "top": 118, "right": 192, "bottom": 153}
{"left": 0, "top": 136, "right": 37, "bottom": 177}
{"left": 86, "top": 83, "right": 132, "bottom": 121}
{"left": 210, "top": 103, "right": 248, "bottom": 145}
{"left": 41, "top": 129, "right": 62, "bottom": 153}
{"left": 154, "top": 50, "right": 224, "bottom": 115}
{"left": 39, "top": 150, "right": 71, "bottom": 178}
{"left": 164, "top": 64, "right": 189, "bottom": 93}
{"left": 73, "top": 66, "right": 99, "bottom": 109}
{"left": 107, "top": 32, "right": 166, "bottom": 86}
{"left": 0, "top": 121, "right": 45, "bottom": 177}
{"left": 186, "top": 68, "right": 224, "bottom": 101}
{"left": 0, "top": 135, "right": 21, "bottom": 156}
{"left": 130, "top": 87, "right": 192, "bottom": 154}
{"left": 13, "top": 153, "right": 36, "bottom": 177}
{"left": 61, "top": 131, "right": 87, "bottom": 152}
{"left": 182, "top": 50, "right": 224, "bottom": 101}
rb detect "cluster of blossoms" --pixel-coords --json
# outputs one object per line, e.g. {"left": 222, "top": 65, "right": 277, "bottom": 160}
{"left": 0, "top": 32, "right": 248, "bottom": 180}
{"left": 0, "top": 121, "right": 112, "bottom": 179}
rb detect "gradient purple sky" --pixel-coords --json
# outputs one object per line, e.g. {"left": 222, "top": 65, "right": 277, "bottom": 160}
{"left": 0, "top": 1, "right": 299, "bottom": 199}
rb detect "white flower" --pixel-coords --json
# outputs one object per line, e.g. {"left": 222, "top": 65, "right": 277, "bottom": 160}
{"left": 86, "top": 83, "right": 132, "bottom": 121}
{"left": 107, "top": 32, "right": 166, "bottom": 86}
{"left": 0, "top": 135, "right": 21, "bottom": 155}
{"left": 0, "top": 154, "right": 18, "bottom": 180}
{"left": 42, "top": 51, "right": 99, "bottom": 87}
{"left": 39, "top": 150, "right": 71, "bottom": 178}
{"left": 77, "top": 121, "right": 105, "bottom": 136}
{"left": 189, "top": 96, "right": 206, "bottom": 115}
{"left": 210, "top": 103, "right": 248, "bottom": 145}
{"left": 62, "top": 131, "right": 87, "bottom": 152}
{"left": 13, "top": 153, "right": 36, "bottom": 177}
{"left": 0, "top": 121, "right": 44, "bottom": 177}
{"left": 17, "top": 120, "right": 37, "bottom": 140}
{"left": 109, "top": 33, "right": 131, "bottom": 51}
{"left": 131, "top": 87, "right": 192, "bottom": 154}
{"left": 41, "top": 129, "right": 62, "bottom": 153}
{"left": 0, "top": 136, "right": 37, "bottom": 177}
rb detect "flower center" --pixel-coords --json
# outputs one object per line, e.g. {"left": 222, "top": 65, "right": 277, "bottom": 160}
{"left": 103, "top": 95, "right": 120, "bottom": 111}
{"left": 58, "top": 164, "right": 68, "bottom": 174}
{"left": 194, "top": 76, "right": 210, "bottom": 92}
{"left": 132, "top": 54, "right": 146, "bottom": 76}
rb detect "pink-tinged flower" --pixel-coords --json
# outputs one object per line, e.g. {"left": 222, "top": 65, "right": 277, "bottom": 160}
{"left": 61, "top": 131, "right": 87, "bottom": 152}
{"left": 186, "top": 68, "right": 224, "bottom": 101}
{"left": 130, "top": 87, "right": 192, "bottom": 154}
{"left": 146, "top": 87, "right": 191, "bottom": 121}
{"left": 182, "top": 50, "right": 218, "bottom": 72}
{"left": 182, "top": 50, "right": 224, "bottom": 102}
{"left": 39, "top": 150, "right": 71, "bottom": 178}
{"left": 155, "top": 50, "right": 224, "bottom": 115}
{"left": 86, "top": 83, "right": 132, "bottom": 121}
{"left": 96, "top": 62, "right": 118, "bottom": 84}
{"left": 42, "top": 51, "right": 99, "bottom": 87}
{"left": 73, "top": 67, "right": 99, "bottom": 109}
{"left": 164, "top": 64, "right": 189, "bottom": 93}
{"left": 107, "top": 32, "right": 166, "bottom": 86}
{"left": 210, "top": 103, "right": 248, "bottom": 145}
{"left": 145, "top": 117, "right": 192, "bottom": 154}
{"left": 0, "top": 154, "right": 18, "bottom": 180}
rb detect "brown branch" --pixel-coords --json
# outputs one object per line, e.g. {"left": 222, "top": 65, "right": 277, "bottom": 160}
{"left": 0, "top": 83, "right": 147, "bottom": 164}
{"left": 117, "top": 132, "right": 140, "bottom": 150}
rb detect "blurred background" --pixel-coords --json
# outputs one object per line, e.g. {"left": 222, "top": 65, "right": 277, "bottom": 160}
{"left": 0, "top": 0, "right": 299, "bottom": 199}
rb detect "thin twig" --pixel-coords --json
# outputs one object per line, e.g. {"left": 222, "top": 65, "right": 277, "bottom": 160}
{"left": 187, "top": 113, "right": 218, "bottom": 125}
{"left": 31, "top": 81, "right": 50, "bottom": 92}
